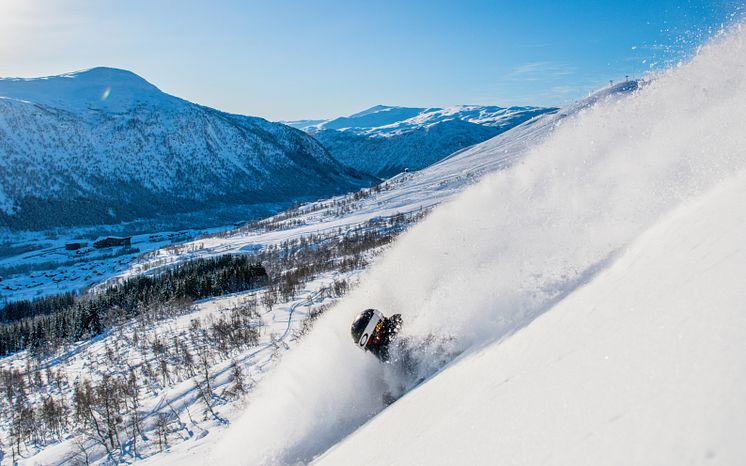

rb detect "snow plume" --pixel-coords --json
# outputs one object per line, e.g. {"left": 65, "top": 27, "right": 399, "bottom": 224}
{"left": 209, "top": 26, "right": 746, "bottom": 465}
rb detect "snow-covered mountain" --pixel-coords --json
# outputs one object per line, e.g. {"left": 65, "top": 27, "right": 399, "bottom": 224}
{"left": 286, "top": 105, "right": 427, "bottom": 132}
{"left": 0, "top": 67, "right": 371, "bottom": 230}
{"left": 285, "top": 104, "right": 556, "bottom": 178}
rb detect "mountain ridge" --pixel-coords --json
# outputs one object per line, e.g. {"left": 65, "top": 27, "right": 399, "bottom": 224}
{"left": 0, "top": 67, "right": 372, "bottom": 230}
{"left": 285, "top": 103, "right": 557, "bottom": 177}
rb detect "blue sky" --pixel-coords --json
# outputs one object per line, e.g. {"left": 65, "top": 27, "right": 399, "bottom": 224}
{"left": 0, "top": 0, "right": 741, "bottom": 120}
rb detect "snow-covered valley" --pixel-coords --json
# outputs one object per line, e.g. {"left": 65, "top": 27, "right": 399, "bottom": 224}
{"left": 0, "top": 226, "right": 228, "bottom": 304}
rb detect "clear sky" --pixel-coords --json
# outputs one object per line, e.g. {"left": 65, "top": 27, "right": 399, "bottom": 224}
{"left": 0, "top": 0, "right": 741, "bottom": 120}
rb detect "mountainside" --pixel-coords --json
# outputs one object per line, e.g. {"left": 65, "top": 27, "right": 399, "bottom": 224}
{"left": 0, "top": 67, "right": 371, "bottom": 230}
{"left": 161, "top": 25, "right": 745, "bottom": 466}
{"left": 285, "top": 104, "right": 556, "bottom": 178}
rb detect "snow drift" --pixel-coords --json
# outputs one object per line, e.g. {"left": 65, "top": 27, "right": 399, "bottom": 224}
{"left": 178, "top": 25, "right": 746, "bottom": 465}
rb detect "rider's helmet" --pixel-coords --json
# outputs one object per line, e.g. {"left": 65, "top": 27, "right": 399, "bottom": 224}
{"left": 351, "top": 308, "right": 384, "bottom": 350}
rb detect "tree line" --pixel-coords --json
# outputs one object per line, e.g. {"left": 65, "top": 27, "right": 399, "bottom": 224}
{"left": 1, "top": 297, "right": 263, "bottom": 464}
{"left": 0, "top": 256, "right": 267, "bottom": 356}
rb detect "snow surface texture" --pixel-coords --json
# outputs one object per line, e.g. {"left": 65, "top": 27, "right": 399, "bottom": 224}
{"left": 317, "top": 151, "right": 746, "bottom": 466}
{"left": 286, "top": 104, "right": 555, "bottom": 178}
{"left": 163, "top": 25, "right": 746, "bottom": 465}
{"left": 0, "top": 67, "right": 369, "bottom": 230}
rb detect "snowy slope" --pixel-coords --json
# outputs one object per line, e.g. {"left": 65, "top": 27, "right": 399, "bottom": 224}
{"left": 0, "top": 67, "right": 371, "bottom": 230}
{"left": 286, "top": 104, "right": 555, "bottom": 177}
{"left": 317, "top": 167, "right": 746, "bottom": 466}
{"left": 151, "top": 25, "right": 746, "bottom": 466}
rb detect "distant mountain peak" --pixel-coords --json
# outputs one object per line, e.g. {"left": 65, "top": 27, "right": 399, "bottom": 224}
{"left": 0, "top": 66, "right": 164, "bottom": 112}
{"left": 307, "top": 104, "right": 558, "bottom": 178}
{"left": 61, "top": 67, "right": 159, "bottom": 90}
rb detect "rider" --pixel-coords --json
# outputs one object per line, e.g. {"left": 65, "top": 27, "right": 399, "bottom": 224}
{"left": 350, "top": 309, "right": 403, "bottom": 362}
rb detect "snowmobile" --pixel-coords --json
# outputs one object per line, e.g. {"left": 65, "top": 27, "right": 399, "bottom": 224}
{"left": 350, "top": 308, "right": 403, "bottom": 363}
{"left": 352, "top": 309, "right": 461, "bottom": 405}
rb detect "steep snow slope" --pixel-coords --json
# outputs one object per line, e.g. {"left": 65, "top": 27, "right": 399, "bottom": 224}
{"left": 317, "top": 166, "right": 746, "bottom": 466}
{"left": 287, "top": 104, "right": 555, "bottom": 177}
{"left": 0, "top": 67, "right": 370, "bottom": 230}
{"left": 176, "top": 25, "right": 746, "bottom": 466}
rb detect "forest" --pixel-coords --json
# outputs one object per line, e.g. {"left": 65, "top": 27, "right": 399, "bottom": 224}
{"left": 0, "top": 256, "right": 268, "bottom": 356}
